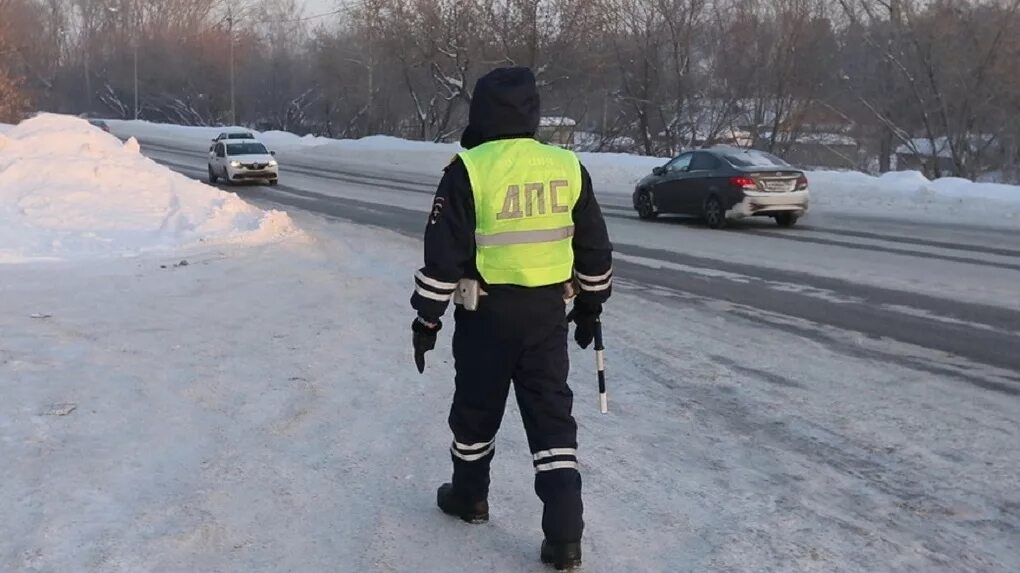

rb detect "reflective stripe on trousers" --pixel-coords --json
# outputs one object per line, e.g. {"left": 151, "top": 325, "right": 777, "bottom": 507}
{"left": 451, "top": 438, "right": 495, "bottom": 462}
{"left": 532, "top": 448, "right": 578, "bottom": 473}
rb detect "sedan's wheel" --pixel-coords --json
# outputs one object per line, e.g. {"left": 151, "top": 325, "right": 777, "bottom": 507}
{"left": 704, "top": 195, "right": 726, "bottom": 229}
{"left": 775, "top": 212, "right": 798, "bottom": 228}
{"left": 208, "top": 166, "right": 218, "bottom": 184}
{"left": 268, "top": 179, "right": 278, "bottom": 186}
{"left": 636, "top": 190, "right": 657, "bottom": 220}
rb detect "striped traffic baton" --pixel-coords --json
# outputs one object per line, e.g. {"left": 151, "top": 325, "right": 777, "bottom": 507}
{"left": 594, "top": 318, "right": 608, "bottom": 414}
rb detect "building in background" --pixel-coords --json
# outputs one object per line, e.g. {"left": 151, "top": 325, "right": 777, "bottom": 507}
{"left": 538, "top": 116, "right": 577, "bottom": 148}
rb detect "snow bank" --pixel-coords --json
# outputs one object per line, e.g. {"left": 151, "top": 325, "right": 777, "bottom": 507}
{"left": 259, "top": 130, "right": 335, "bottom": 148}
{"left": 577, "top": 150, "right": 664, "bottom": 191}
{"left": 258, "top": 132, "right": 461, "bottom": 153}
{"left": 807, "top": 170, "right": 1020, "bottom": 219}
{"left": 107, "top": 120, "right": 461, "bottom": 152}
{"left": 0, "top": 114, "right": 297, "bottom": 263}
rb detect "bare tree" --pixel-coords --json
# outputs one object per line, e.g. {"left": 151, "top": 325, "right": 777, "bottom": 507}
{"left": 0, "top": 0, "right": 53, "bottom": 121}
{"left": 837, "top": 0, "right": 1020, "bottom": 178}
{"left": 5, "top": 0, "right": 1018, "bottom": 180}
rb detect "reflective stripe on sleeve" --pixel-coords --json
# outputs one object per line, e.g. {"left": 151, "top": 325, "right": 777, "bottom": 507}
{"left": 579, "top": 280, "right": 612, "bottom": 293}
{"left": 415, "top": 270, "right": 458, "bottom": 292}
{"left": 415, "top": 285, "right": 453, "bottom": 301}
{"left": 576, "top": 267, "right": 613, "bottom": 292}
{"left": 575, "top": 268, "right": 613, "bottom": 283}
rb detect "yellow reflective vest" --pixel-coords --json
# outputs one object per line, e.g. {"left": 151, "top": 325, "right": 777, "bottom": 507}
{"left": 458, "top": 138, "right": 582, "bottom": 287}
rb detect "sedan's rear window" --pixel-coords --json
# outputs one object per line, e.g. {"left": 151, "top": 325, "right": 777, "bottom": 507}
{"left": 722, "top": 149, "right": 791, "bottom": 168}
{"left": 227, "top": 133, "right": 255, "bottom": 139}
{"left": 226, "top": 142, "right": 269, "bottom": 155}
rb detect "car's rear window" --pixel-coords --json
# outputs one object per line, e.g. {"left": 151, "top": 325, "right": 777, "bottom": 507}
{"left": 227, "top": 142, "right": 268, "bottom": 155}
{"left": 227, "top": 133, "right": 255, "bottom": 139}
{"left": 721, "top": 149, "right": 791, "bottom": 168}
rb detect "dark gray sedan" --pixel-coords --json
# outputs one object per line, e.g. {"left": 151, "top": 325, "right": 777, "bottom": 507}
{"left": 633, "top": 146, "right": 809, "bottom": 228}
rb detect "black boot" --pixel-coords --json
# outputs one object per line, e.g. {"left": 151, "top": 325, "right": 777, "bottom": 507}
{"left": 541, "top": 540, "right": 582, "bottom": 570}
{"left": 436, "top": 483, "right": 488, "bottom": 524}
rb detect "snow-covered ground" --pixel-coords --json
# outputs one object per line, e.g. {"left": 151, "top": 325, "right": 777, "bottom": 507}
{"left": 107, "top": 119, "right": 1020, "bottom": 226}
{"left": 0, "top": 116, "right": 295, "bottom": 263}
{"left": 4, "top": 210, "right": 1018, "bottom": 572}
{"left": 3, "top": 115, "right": 1018, "bottom": 571}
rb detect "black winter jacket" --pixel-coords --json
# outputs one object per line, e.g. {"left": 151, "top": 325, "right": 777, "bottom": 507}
{"left": 411, "top": 67, "right": 613, "bottom": 322}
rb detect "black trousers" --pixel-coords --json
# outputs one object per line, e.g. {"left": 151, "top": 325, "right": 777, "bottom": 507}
{"left": 447, "top": 285, "right": 584, "bottom": 543}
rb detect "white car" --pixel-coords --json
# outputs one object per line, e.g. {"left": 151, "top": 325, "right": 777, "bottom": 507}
{"left": 208, "top": 140, "right": 279, "bottom": 186}
{"left": 208, "top": 130, "right": 257, "bottom": 153}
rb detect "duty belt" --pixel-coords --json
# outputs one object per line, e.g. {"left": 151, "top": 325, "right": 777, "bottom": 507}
{"left": 454, "top": 278, "right": 578, "bottom": 311}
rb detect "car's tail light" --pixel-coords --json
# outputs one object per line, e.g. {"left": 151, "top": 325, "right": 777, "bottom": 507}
{"left": 796, "top": 174, "right": 808, "bottom": 190}
{"left": 730, "top": 176, "right": 757, "bottom": 190}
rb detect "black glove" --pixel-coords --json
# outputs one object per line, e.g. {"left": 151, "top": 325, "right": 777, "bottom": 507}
{"left": 566, "top": 301, "right": 602, "bottom": 349}
{"left": 412, "top": 317, "right": 442, "bottom": 373}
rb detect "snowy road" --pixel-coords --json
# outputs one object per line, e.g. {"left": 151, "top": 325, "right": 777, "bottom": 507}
{"left": 140, "top": 139, "right": 1020, "bottom": 384}
{"left": 4, "top": 124, "right": 1018, "bottom": 572}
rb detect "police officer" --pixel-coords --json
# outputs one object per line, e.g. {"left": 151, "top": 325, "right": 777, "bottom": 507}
{"left": 410, "top": 67, "right": 612, "bottom": 570}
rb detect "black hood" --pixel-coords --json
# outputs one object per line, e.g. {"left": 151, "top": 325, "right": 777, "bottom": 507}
{"left": 460, "top": 67, "right": 540, "bottom": 149}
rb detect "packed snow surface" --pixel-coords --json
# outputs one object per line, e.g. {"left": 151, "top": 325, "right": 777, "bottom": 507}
{"left": 3, "top": 213, "right": 1017, "bottom": 572}
{"left": 0, "top": 115, "right": 296, "bottom": 263}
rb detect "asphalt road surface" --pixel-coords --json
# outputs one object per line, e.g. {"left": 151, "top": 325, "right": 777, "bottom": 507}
{"left": 138, "top": 139, "right": 1020, "bottom": 396}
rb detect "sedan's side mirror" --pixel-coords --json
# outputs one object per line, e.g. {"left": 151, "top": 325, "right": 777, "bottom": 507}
{"left": 652, "top": 166, "right": 666, "bottom": 176}
{"left": 270, "top": 151, "right": 276, "bottom": 157}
